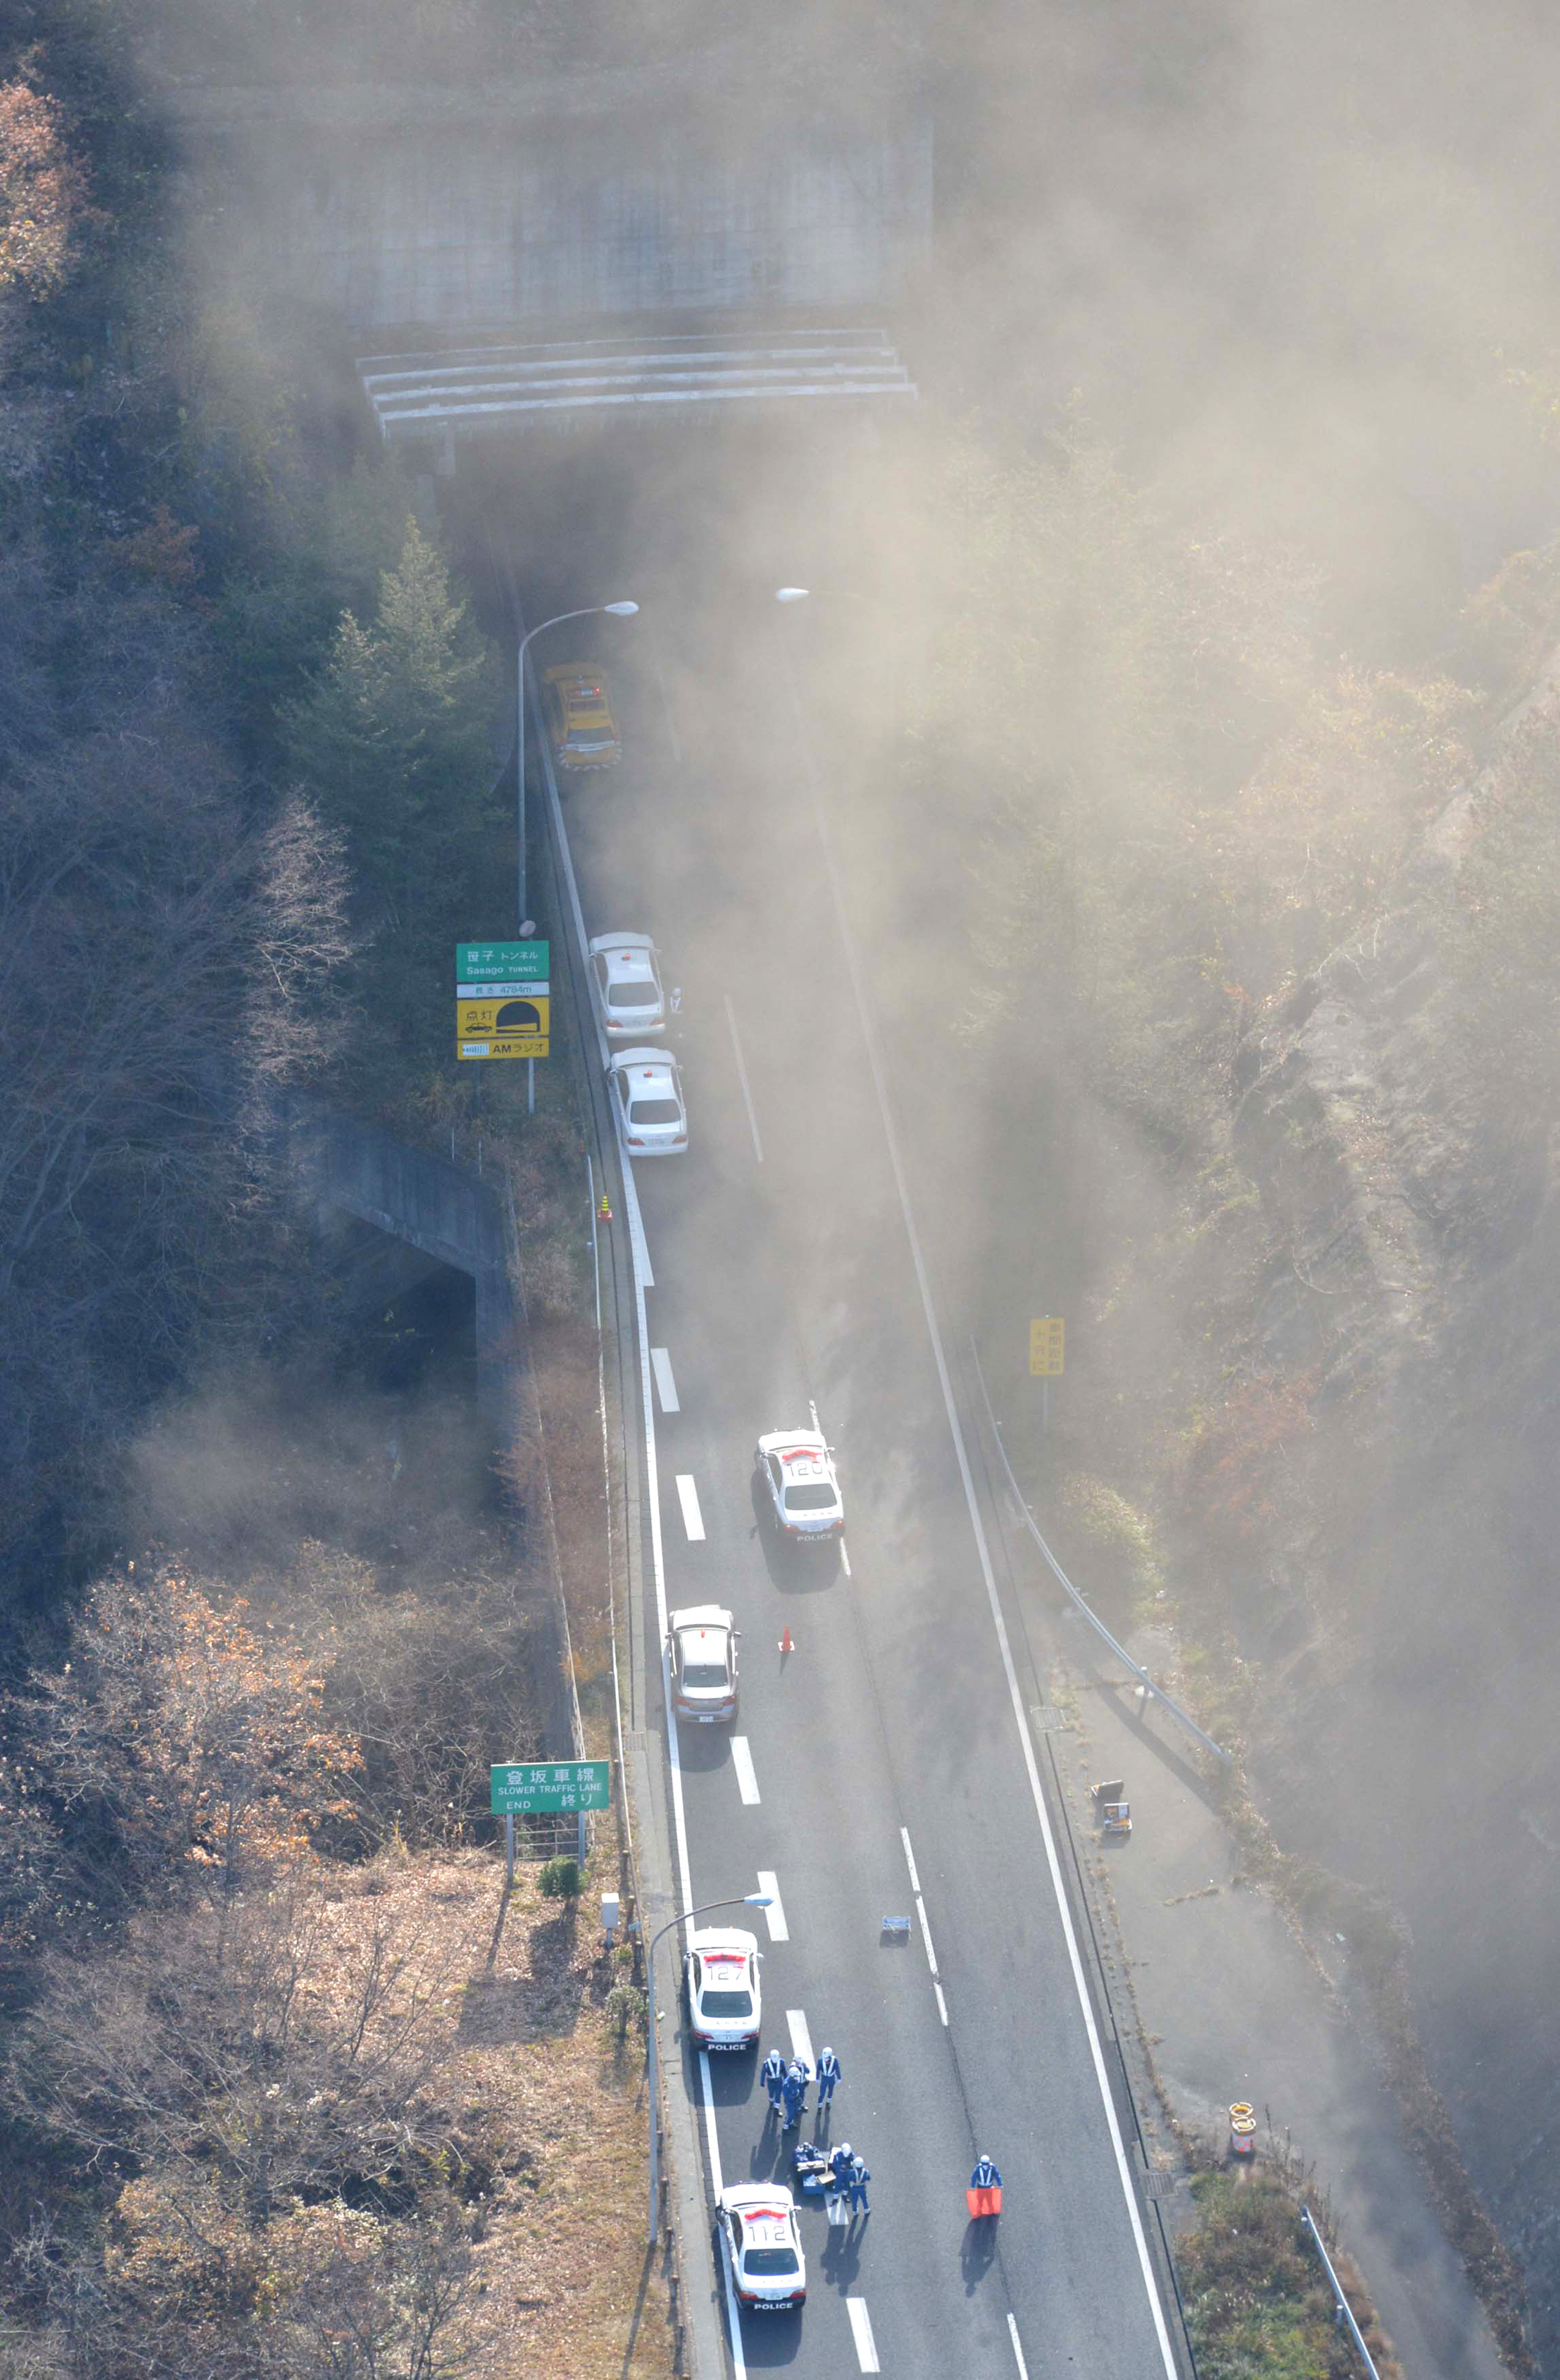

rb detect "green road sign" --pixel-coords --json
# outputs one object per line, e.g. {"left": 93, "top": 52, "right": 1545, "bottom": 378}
{"left": 490, "top": 1759, "right": 610, "bottom": 1815}
{"left": 458, "top": 941, "right": 549, "bottom": 984}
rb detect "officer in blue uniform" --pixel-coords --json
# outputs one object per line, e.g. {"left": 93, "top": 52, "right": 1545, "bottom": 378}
{"left": 815, "top": 2045, "right": 841, "bottom": 2109}
{"left": 781, "top": 2055, "right": 810, "bottom": 2129}
{"left": 760, "top": 2047, "right": 786, "bottom": 2114}
{"left": 829, "top": 2141, "right": 854, "bottom": 2195}
{"left": 847, "top": 2153, "right": 871, "bottom": 2216}
{"left": 971, "top": 2156, "right": 1002, "bottom": 2192}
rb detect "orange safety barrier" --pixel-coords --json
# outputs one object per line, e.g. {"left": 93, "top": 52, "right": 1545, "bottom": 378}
{"left": 966, "top": 2185, "right": 1002, "bottom": 2219}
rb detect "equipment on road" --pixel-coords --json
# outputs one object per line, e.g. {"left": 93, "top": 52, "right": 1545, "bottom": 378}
{"left": 1228, "top": 2102, "right": 1258, "bottom": 2159}
{"left": 778, "top": 1625, "right": 796, "bottom": 1655}
{"left": 1092, "top": 1777, "right": 1133, "bottom": 1839}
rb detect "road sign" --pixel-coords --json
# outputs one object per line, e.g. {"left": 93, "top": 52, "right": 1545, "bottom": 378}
{"left": 457, "top": 940, "right": 549, "bottom": 984}
{"left": 457, "top": 994, "right": 550, "bottom": 1039}
{"left": 491, "top": 1760, "right": 610, "bottom": 1815}
{"left": 459, "top": 1037, "right": 551, "bottom": 1062}
{"left": 1029, "top": 1317, "right": 1065, "bottom": 1377}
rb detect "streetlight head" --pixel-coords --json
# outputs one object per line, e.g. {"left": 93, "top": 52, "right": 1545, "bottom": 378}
{"left": 775, "top": 587, "right": 809, "bottom": 603}
{"left": 743, "top": 1893, "right": 774, "bottom": 1907}
{"left": 604, "top": 600, "right": 639, "bottom": 616}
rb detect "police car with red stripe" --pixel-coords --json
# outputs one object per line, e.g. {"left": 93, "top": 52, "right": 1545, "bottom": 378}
{"left": 717, "top": 2183, "right": 806, "bottom": 2312}
{"left": 754, "top": 1414, "right": 843, "bottom": 1545}
{"left": 684, "top": 1928, "right": 761, "bottom": 2052}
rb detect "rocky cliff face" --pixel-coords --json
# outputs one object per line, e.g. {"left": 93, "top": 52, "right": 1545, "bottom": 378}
{"left": 1228, "top": 651, "right": 1560, "bottom": 2372}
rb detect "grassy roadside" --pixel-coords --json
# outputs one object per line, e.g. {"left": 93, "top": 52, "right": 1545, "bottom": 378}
{"left": 1177, "top": 2164, "right": 1402, "bottom": 2380}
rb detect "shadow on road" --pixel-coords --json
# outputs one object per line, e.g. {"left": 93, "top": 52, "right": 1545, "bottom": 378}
{"left": 960, "top": 2217, "right": 998, "bottom": 2293}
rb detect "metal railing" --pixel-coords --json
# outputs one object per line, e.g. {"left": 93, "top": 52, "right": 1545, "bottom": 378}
{"left": 1301, "top": 2207, "right": 1382, "bottom": 2378}
{"left": 968, "top": 1338, "right": 1232, "bottom": 1767}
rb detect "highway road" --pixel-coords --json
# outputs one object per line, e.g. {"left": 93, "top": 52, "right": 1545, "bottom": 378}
{"left": 516, "top": 560, "right": 1188, "bottom": 2380}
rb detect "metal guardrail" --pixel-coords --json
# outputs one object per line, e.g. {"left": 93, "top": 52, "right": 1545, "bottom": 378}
{"left": 1301, "top": 2207, "right": 1382, "bottom": 2378}
{"left": 968, "top": 1338, "right": 1233, "bottom": 1767}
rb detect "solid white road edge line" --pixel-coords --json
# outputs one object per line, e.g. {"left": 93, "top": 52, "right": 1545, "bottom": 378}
{"left": 793, "top": 673, "right": 1180, "bottom": 2380}
{"left": 786, "top": 2009, "right": 814, "bottom": 2068}
{"left": 934, "top": 1982, "right": 949, "bottom": 2027}
{"left": 538, "top": 676, "right": 740, "bottom": 2374}
{"left": 1008, "top": 2310, "right": 1030, "bottom": 2378}
{"left": 675, "top": 1474, "right": 706, "bottom": 1542}
{"left": 755, "top": 1871, "right": 789, "bottom": 1940}
{"left": 650, "top": 1347, "right": 680, "bottom": 1413}
{"left": 846, "top": 2296, "right": 881, "bottom": 2374}
{"left": 731, "top": 1736, "right": 761, "bottom": 1805}
{"left": 841, "top": 1539, "right": 852, "bottom": 1576}
{"left": 724, "top": 992, "right": 765, "bottom": 1164}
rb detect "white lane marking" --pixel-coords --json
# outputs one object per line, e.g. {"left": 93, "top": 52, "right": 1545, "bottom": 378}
{"left": 731, "top": 1736, "right": 761, "bottom": 1805}
{"left": 651, "top": 1347, "right": 680, "bottom": 1413}
{"left": 900, "top": 1827, "right": 922, "bottom": 1894}
{"left": 523, "top": 618, "right": 654, "bottom": 1281}
{"left": 846, "top": 2297, "right": 880, "bottom": 2372}
{"left": 526, "top": 588, "right": 734, "bottom": 2368}
{"left": 724, "top": 992, "right": 765, "bottom": 1164}
{"left": 755, "top": 1871, "right": 788, "bottom": 1940}
{"left": 934, "top": 1981, "right": 949, "bottom": 2027}
{"left": 788, "top": 666, "right": 1180, "bottom": 2380}
{"left": 841, "top": 1539, "right": 852, "bottom": 1576}
{"left": 786, "top": 2009, "right": 814, "bottom": 2067}
{"left": 675, "top": 1475, "right": 706, "bottom": 1541}
{"left": 915, "top": 1894, "right": 940, "bottom": 1978}
{"left": 1008, "top": 2311, "right": 1030, "bottom": 2378}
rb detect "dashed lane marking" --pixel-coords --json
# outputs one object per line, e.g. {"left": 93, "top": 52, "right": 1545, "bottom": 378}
{"left": 675, "top": 1475, "right": 705, "bottom": 1541}
{"left": 786, "top": 2009, "right": 814, "bottom": 2067}
{"left": 755, "top": 1871, "right": 788, "bottom": 1941}
{"left": 651, "top": 1347, "right": 680, "bottom": 1413}
{"left": 934, "top": 1981, "right": 949, "bottom": 2027}
{"left": 724, "top": 993, "right": 765, "bottom": 1164}
{"left": 731, "top": 1736, "right": 761, "bottom": 1805}
{"left": 1008, "top": 2312, "right": 1030, "bottom": 2377}
{"left": 899, "top": 1827, "right": 922, "bottom": 1894}
{"left": 846, "top": 2297, "right": 880, "bottom": 2372}
{"left": 841, "top": 1539, "right": 852, "bottom": 1577}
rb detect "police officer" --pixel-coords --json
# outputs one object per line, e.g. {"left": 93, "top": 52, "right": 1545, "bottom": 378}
{"left": 760, "top": 2046, "right": 786, "bottom": 2114}
{"left": 847, "top": 2152, "right": 871, "bottom": 2216}
{"left": 829, "top": 2140, "right": 854, "bottom": 2195}
{"left": 971, "top": 2156, "right": 1002, "bottom": 2194}
{"left": 815, "top": 2045, "right": 841, "bottom": 2109}
{"left": 781, "top": 2055, "right": 810, "bottom": 2129}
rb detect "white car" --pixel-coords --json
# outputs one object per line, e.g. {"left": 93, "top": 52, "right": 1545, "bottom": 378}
{"left": 608, "top": 1046, "right": 687, "bottom": 1156}
{"left": 668, "top": 1605, "right": 739, "bottom": 1724}
{"left": 717, "top": 2183, "right": 806, "bottom": 2312}
{"left": 588, "top": 931, "right": 666, "bottom": 1043}
{"left": 684, "top": 1927, "right": 761, "bottom": 2052}
{"left": 754, "top": 1427, "right": 844, "bottom": 1545}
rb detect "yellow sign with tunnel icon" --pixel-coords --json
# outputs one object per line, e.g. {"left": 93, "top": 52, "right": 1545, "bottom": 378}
{"left": 457, "top": 990, "right": 549, "bottom": 1061}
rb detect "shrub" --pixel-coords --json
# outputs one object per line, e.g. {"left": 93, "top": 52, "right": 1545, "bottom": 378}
{"left": 537, "top": 1856, "right": 582, "bottom": 1900}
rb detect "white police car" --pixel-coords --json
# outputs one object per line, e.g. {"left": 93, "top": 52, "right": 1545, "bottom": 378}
{"left": 667, "top": 1605, "right": 738, "bottom": 1724}
{"left": 754, "top": 1427, "right": 843, "bottom": 1544}
{"left": 588, "top": 932, "right": 666, "bottom": 1043}
{"left": 717, "top": 2183, "right": 806, "bottom": 2312}
{"left": 608, "top": 1046, "right": 687, "bottom": 1156}
{"left": 684, "top": 1927, "right": 761, "bottom": 2052}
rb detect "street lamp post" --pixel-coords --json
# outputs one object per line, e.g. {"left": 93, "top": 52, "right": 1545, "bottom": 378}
{"left": 646, "top": 1891, "right": 772, "bottom": 2246}
{"left": 515, "top": 601, "right": 638, "bottom": 930}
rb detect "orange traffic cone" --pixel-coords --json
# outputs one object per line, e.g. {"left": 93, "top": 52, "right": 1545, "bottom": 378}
{"left": 778, "top": 1626, "right": 795, "bottom": 1655}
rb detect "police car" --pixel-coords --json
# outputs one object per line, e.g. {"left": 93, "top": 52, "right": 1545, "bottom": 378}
{"left": 667, "top": 1605, "right": 738, "bottom": 1724}
{"left": 608, "top": 1047, "right": 688, "bottom": 1156}
{"left": 542, "top": 664, "right": 621, "bottom": 768}
{"left": 588, "top": 932, "right": 666, "bottom": 1043}
{"left": 754, "top": 1427, "right": 844, "bottom": 1544}
{"left": 684, "top": 1927, "right": 761, "bottom": 2052}
{"left": 717, "top": 2183, "right": 806, "bottom": 2312}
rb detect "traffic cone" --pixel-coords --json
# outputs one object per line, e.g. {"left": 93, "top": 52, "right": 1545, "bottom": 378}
{"left": 598, "top": 1193, "right": 613, "bottom": 1223}
{"left": 779, "top": 1626, "right": 795, "bottom": 1655}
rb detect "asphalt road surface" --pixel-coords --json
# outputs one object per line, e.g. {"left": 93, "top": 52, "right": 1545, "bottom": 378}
{"left": 524, "top": 572, "right": 1185, "bottom": 2380}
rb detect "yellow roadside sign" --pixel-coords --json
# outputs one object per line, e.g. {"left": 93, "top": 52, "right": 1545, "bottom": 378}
{"left": 458, "top": 1037, "right": 550, "bottom": 1062}
{"left": 457, "top": 994, "right": 549, "bottom": 1039}
{"left": 1029, "top": 1317, "right": 1064, "bottom": 1377}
